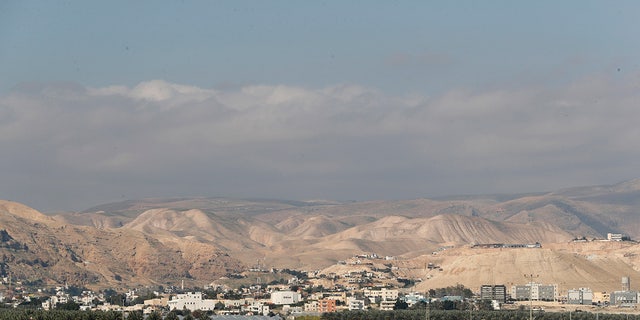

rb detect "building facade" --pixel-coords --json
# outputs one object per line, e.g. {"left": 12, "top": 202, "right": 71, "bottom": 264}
{"left": 480, "top": 285, "right": 507, "bottom": 303}
{"left": 567, "top": 288, "right": 593, "bottom": 305}
{"left": 363, "top": 288, "right": 398, "bottom": 303}
{"left": 511, "top": 283, "right": 557, "bottom": 301}
{"left": 271, "top": 291, "right": 301, "bottom": 305}
{"left": 318, "top": 299, "right": 337, "bottom": 313}
{"left": 610, "top": 291, "right": 638, "bottom": 305}
{"left": 167, "top": 292, "right": 217, "bottom": 311}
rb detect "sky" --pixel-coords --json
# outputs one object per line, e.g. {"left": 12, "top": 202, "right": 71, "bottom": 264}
{"left": 1, "top": 1, "right": 640, "bottom": 212}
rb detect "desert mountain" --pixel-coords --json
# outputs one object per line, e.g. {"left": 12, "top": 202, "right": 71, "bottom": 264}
{"left": 0, "top": 200, "right": 241, "bottom": 290}
{"left": 3, "top": 178, "right": 640, "bottom": 289}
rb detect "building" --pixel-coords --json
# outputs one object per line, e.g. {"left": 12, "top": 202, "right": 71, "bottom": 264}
{"left": 622, "top": 277, "right": 631, "bottom": 291}
{"left": 347, "top": 297, "right": 366, "bottom": 310}
{"left": 511, "top": 283, "right": 557, "bottom": 301}
{"left": 402, "top": 293, "right": 425, "bottom": 308}
{"left": 271, "top": 291, "right": 301, "bottom": 305}
{"left": 167, "top": 292, "right": 217, "bottom": 311}
{"left": 592, "top": 292, "right": 610, "bottom": 305}
{"left": 567, "top": 288, "right": 593, "bottom": 305}
{"left": 363, "top": 288, "right": 398, "bottom": 303}
{"left": 480, "top": 285, "right": 507, "bottom": 303}
{"left": 318, "top": 299, "right": 337, "bottom": 313}
{"left": 241, "top": 301, "right": 269, "bottom": 315}
{"left": 379, "top": 300, "right": 396, "bottom": 311}
{"left": 608, "top": 233, "right": 623, "bottom": 241}
{"left": 610, "top": 291, "right": 638, "bottom": 305}
{"left": 304, "top": 301, "right": 318, "bottom": 312}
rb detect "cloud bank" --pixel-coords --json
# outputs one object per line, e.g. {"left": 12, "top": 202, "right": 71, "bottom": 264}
{"left": 1, "top": 75, "right": 639, "bottom": 211}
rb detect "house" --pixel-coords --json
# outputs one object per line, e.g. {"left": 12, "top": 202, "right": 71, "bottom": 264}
{"left": 167, "top": 292, "right": 217, "bottom": 311}
{"left": 271, "top": 291, "right": 301, "bottom": 305}
{"left": 363, "top": 288, "right": 398, "bottom": 303}
{"left": 347, "top": 297, "right": 366, "bottom": 310}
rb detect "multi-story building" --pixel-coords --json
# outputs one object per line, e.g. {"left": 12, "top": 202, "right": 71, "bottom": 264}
{"left": 318, "top": 299, "right": 337, "bottom": 313}
{"left": 364, "top": 288, "right": 398, "bottom": 303}
{"left": 167, "top": 292, "right": 217, "bottom": 311}
{"left": 511, "top": 283, "right": 557, "bottom": 301}
{"left": 567, "top": 288, "right": 593, "bottom": 305}
{"left": 480, "top": 285, "right": 507, "bottom": 303}
{"left": 304, "top": 301, "right": 318, "bottom": 312}
{"left": 379, "top": 300, "right": 396, "bottom": 311}
{"left": 347, "top": 297, "right": 366, "bottom": 310}
{"left": 610, "top": 291, "right": 638, "bottom": 305}
{"left": 271, "top": 290, "right": 301, "bottom": 305}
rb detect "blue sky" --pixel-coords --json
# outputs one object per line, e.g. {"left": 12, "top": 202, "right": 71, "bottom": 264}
{"left": 3, "top": 1, "right": 637, "bottom": 93}
{"left": 1, "top": 1, "right": 640, "bottom": 211}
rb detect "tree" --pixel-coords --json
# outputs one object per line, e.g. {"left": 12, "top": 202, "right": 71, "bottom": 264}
{"left": 57, "top": 300, "right": 80, "bottom": 310}
{"left": 127, "top": 311, "right": 144, "bottom": 320}
{"left": 165, "top": 311, "right": 180, "bottom": 320}
{"left": 394, "top": 298, "right": 409, "bottom": 310}
{"left": 477, "top": 299, "right": 494, "bottom": 311}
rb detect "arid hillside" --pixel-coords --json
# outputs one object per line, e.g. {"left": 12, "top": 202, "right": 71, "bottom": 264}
{"left": 394, "top": 241, "right": 640, "bottom": 293}
{"left": 2, "top": 178, "right": 640, "bottom": 289}
{"left": 0, "top": 200, "right": 242, "bottom": 290}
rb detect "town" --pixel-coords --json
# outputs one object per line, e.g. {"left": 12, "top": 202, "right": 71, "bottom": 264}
{"left": 2, "top": 244, "right": 640, "bottom": 319}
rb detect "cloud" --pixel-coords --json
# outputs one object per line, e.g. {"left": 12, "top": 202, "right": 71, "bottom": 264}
{"left": 1, "top": 75, "right": 639, "bottom": 210}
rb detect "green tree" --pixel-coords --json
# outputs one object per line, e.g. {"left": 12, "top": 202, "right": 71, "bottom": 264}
{"left": 57, "top": 300, "right": 81, "bottom": 310}
{"left": 394, "top": 298, "right": 409, "bottom": 310}
{"left": 146, "top": 311, "right": 162, "bottom": 320}
{"left": 165, "top": 311, "right": 180, "bottom": 320}
{"left": 126, "top": 310, "right": 144, "bottom": 320}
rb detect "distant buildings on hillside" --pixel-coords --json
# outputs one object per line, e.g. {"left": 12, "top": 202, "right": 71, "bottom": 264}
{"left": 472, "top": 243, "right": 541, "bottom": 249}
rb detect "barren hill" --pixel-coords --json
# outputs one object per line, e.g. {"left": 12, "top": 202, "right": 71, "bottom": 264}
{"left": 0, "top": 201, "right": 241, "bottom": 290}
{"left": 3, "top": 178, "right": 640, "bottom": 289}
{"left": 395, "top": 241, "right": 640, "bottom": 293}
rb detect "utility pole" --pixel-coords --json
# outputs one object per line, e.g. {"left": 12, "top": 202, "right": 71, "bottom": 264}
{"left": 425, "top": 291, "right": 430, "bottom": 320}
{"left": 524, "top": 274, "right": 539, "bottom": 320}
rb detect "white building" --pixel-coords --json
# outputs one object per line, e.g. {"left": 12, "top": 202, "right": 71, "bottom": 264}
{"left": 364, "top": 288, "right": 398, "bottom": 303}
{"left": 380, "top": 300, "right": 396, "bottom": 311}
{"left": 271, "top": 291, "right": 301, "bottom": 305}
{"left": 348, "top": 297, "right": 366, "bottom": 310}
{"left": 167, "top": 292, "right": 217, "bottom": 311}
{"left": 608, "top": 233, "right": 623, "bottom": 241}
{"left": 241, "top": 301, "right": 269, "bottom": 315}
{"left": 568, "top": 288, "right": 593, "bottom": 305}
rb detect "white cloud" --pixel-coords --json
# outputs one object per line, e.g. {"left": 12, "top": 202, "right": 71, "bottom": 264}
{"left": 1, "top": 75, "right": 639, "bottom": 210}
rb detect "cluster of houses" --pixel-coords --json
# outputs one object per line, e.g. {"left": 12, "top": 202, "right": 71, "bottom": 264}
{"left": 159, "top": 287, "right": 401, "bottom": 316}
{"left": 4, "top": 247, "right": 640, "bottom": 316}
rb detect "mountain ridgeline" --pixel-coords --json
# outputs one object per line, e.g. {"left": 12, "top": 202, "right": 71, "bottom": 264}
{"left": 1, "top": 179, "right": 640, "bottom": 289}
